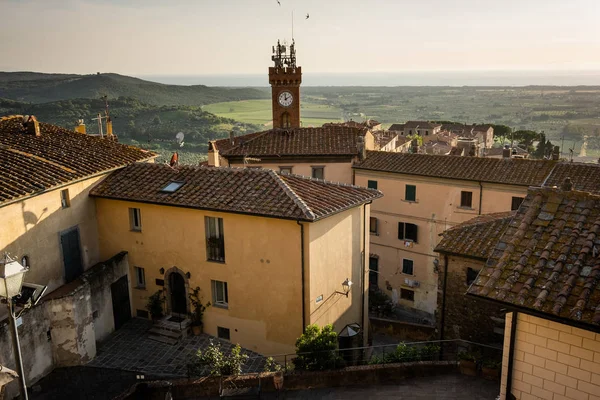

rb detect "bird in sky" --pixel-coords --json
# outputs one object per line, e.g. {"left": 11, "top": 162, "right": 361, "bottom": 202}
{"left": 277, "top": 0, "right": 280, "bottom": 5}
{"left": 306, "top": 13, "right": 309, "bottom": 19}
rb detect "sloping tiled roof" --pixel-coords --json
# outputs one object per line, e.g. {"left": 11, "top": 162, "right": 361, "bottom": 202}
{"left": 434, "top": 212, "right": 514, "bottom": 260}
{"left": 468, "top": 187, "right": 600, "bottom": 327}
{"left": 210, "top": 131, "right": 266, "bottom": 153}
{"left": 544, "top": 162, "right": 600, "bottom": 195}
{"left": 220, "top": 126, "right": 368, "bottom": 158}
{"left": 90, "top": 163, "right": 381, "bottom": 221}
{"left": 354, "top": 151, "right": 556, "bottom": 186}
{"left": 388, "top": 124, "right": 405, "bottom": 132}
{"left": 0, "top": 115, "right": 156, "bottom": 206}
{"left": 404, "top": 121, "right": 442, "bottom": 129}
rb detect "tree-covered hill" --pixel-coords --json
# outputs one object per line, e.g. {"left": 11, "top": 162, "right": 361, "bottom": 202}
{"left": 0, "top": 72, "right": 268, "bottom": 105}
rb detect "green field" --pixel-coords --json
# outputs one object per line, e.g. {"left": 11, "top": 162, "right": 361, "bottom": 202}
{"left": 204, "top": 99, "right": 342, "bottom": 128}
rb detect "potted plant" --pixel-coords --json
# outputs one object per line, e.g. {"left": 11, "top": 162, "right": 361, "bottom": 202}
{"left": 146, "top": 290, "right": 165, "bottom": 321}
{"left": 458, "top": 351, "right": 478, "bottom": 376}
{"left": 482, "top": 359, "right": 501, "bottom": 380}
{"left": 189, "top": 286, "right": 211, "bottom": 335}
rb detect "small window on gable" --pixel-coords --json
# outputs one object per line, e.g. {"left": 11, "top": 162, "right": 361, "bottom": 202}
{"left": 280, "top": 167, "right": 293, "bottom": 175}
{"left": 467, "top": 268, "right": 480, "bottom": 285}
{"left": 367, "top": 180, "right": 378, "bottom": 189}
{"left": 161, "top": 181, "right": 184, "bottom": 193}
{"left": 60, "top": 189, "right": 70, "bottom": 208}
{"left": 460, "top": 191, "right": 473, "bottom": 208}
{"left": 511, "top": 196, "right": 524, "bottom": 211}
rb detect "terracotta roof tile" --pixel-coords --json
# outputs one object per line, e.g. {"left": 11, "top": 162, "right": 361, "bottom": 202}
{"left": 354, "top": 151, "right": 556, "bottom": 186}
{"left": 468, "top": 187, "right": 600, "bottom": 327}
{"left": 220, "top": 126, "right": 368, "bottom": 158}
{"left": 388, "top": 124, "right": 405, "bottom": 131}
{"left": 544, "top": 162, "right": 600, "bottom": 195}
{"left": 404, "top": 121, "right": 442, "bottom": 129}
{"left": 90, "top": 163, "right": 381, "bottom": 221}
{"left": 0, "top": 115, "right": 156, "bottom": 206}
{"left": 434, "top": 212, "right": 515, "bottom": 260}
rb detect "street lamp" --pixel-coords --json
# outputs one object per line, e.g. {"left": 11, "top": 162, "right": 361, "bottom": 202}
{"left": 0, "top": 254, "right": 28, "bottom": 400}
{"left": 335, "top": 278, "right": 353, "bottom": 298}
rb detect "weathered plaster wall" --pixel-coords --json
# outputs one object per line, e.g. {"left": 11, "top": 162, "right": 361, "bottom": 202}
{"left": 0, "top": 304, "right": 53, "bottom": 399}
{"left": 46, "top": 283, "right": 96, "bottom": 366}
{"left": 229, "top": 161, "right": 354, "bottom": 184}
{"left": 436, "top": 255, "right": 505, "bottom": 343}
{"left": 0, "top": 175, "right": 105, "bottom": 292}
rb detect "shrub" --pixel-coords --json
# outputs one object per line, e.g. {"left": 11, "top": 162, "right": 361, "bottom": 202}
{"left": 293, "top": 324, "right": 344, "bottom": 371}
{"left": 195, "top": 340, "right": 249, "bottom": 376}
{"left": 145, "top": 291, "right": 165, "bottom": 319}
{"left": 263, "top": 357, "right": 282, "bottom": 373}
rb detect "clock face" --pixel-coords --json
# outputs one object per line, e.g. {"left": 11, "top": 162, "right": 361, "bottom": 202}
{"left": 278, "top": 91, "right": 294, "bottom": 107}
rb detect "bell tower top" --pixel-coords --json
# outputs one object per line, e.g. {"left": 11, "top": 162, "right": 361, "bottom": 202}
{"left": 269, "top": 39, "right": 302, "bottom": 129}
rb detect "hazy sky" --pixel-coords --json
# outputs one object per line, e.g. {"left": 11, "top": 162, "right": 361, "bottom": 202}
{"left": 2, "top": 0, "right": 599, "bottom": 75}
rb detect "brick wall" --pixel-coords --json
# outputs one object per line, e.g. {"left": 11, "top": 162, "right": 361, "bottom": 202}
{"left": 438, "top": 255, "right": 505, "bottom": 343}
{"left": 502, "top": 313, "right": 600, "bottom": 400}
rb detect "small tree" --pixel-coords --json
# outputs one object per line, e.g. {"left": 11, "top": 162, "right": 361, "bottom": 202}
{"left": 293, "top": 324, "right": 342, "bottom": 371}
{"left": 196, "top": 340, "right": 249, "bottom": 376}
{"left": 188, "top": 286, "right": 211, "bottom": 327}
{"left": 145, "top": 290, "right": 165, "bottom": 320}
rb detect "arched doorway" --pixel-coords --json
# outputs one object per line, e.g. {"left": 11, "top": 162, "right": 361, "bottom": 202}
{"left": 169, "top": 272, "right": 187, "bottom": 316}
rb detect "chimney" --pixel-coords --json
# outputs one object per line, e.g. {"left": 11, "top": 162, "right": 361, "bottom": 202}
{"left": 24, "top": 115, "right": 40, "bottom": 136}
{"left": 169, "top": 152, "right": 179, "bottom": 167}
{"left": 552, "top": 146, "right": 560, "bottom": 161}
{"left": 469, "top": 144, "right": 476, "bottom": 157}
{"left": 229, "top": 131, "right": 235, "bottom": 146}
{"left": 357, "top": 135, "right": 366, "bottom": 161}
{"left": 106, "top": 117, "right": 114, "bottom": 137}
{"left": 502, "top": 145, "right": 511, "bottom": 159}
{"left": 561, "top": 177, "right": 573, "bottom": 191}
{"left": 74, "top": 119, "right": 86, "bottom": 134}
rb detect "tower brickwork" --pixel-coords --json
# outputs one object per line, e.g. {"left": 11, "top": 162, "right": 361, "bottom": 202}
{"left": 269, "top": 40, "right": 302, "bottom": 129}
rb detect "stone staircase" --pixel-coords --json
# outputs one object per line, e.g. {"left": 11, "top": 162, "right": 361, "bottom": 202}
{"left": 148, "top": 316, "right": 191, "bottom": 345}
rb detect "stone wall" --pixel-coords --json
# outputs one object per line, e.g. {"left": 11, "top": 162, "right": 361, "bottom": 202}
{"left": 117, "top": 361, "right": 459, "bottom": 400}
{"left": 437, "top": 255, "right": 505, "bottom": 343}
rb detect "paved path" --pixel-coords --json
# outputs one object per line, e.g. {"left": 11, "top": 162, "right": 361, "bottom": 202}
{"left": 87, "top": 318, "right": 267, "bottom": 377}
{"left": 259, "top": 374, "right": 499, "bottom": 400}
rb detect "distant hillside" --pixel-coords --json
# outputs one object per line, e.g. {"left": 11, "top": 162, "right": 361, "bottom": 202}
{"left": 0, "top": 72, "right": 268, "bottom": 105}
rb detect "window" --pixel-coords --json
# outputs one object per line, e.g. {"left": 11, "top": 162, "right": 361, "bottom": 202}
{"left": 460, "top": 191, "right": 473, "bottom": 208}
{"left": 405, "top": 185, "right": 416, "bottom": 202}
{"left": 218, "top": 327, "right": 231, "bottom": 340}
{"left": 425, "top": 130, "right": 429, "bottom": 136}
{"left": 205, "top": 217, "right": 225, "bottom": 262}
{"left": 312, "top": 166, "right": 324, "bottom": 180}
{"left": 161, "top": 181, "right": 184, "bottom": 193}
{"left": 281, "top": 112, "right": 291, "bottom": 129}
{"left": 402, "top": 259, "right": 414, "bottom": 275}
{"left": 369, "top": 257, "right": 379, "bottom": 287}
{"left": 467, "top": 268, "right": 480, "bottom": 285}
{"left": 129, "top": 208, "right": 142, "bottom": 231}
{"left": 398, "top": 222, "right": 418, "bottom": 242}
{"left": 400, "top": 289, "right": 415, "bottom": 302}
{"left": 367, "top": 180, "right": 378, "bottom": 189}
{"left": 134, "top": 266, "right": 146, "bottom": 288}
{"left": 280, "top": 166, "right": 293, "bottom": 175}
{"left": 511, "top": 196, "right": 524, "bottom": 211}
{"left": 212, "top": 280, "right": 229, "bottom": 308}
{"left": 369, "top": 217, "right": 378, "bottom": 234}
{"left": 60, "top": 189, "right": 70, "bottom": 208}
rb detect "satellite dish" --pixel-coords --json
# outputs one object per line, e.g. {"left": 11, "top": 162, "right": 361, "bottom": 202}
{"left": 175, "top": 132, "right": 185, "bottom": 147}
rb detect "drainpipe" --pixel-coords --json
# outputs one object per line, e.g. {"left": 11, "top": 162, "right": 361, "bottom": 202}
{"left": 297, "top": 221, "right": 306, "bottom": 333}
{"left": 478, "top": 182, "right": 483, "bottom": 215}
{"left": 361, "top": 201, "right": 372, "bottom": 339}
{"left": 506, "top": 312, "right": 518, "bottom": 400}
{"left": 439, "top": 255, "right": 449, "bottom": 341}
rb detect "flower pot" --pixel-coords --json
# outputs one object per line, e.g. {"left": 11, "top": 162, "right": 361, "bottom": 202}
{"left": 459, "top": 360, "right": 477, "bottom": 376}
{"left": 192, "top": 325, "right": 203, "bottom": 336}
{"left": 482, "top": 366, "right": 500, "bottom": 380}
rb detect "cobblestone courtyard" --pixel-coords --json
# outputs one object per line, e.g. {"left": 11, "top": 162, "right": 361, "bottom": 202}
{"left": 87, "top": 318, "right": 267, "bottom": 377}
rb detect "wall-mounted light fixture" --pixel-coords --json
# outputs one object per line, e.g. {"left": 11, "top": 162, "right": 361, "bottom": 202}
{"left": 185, "top": 272, "right": 191, "bottom": 279}
{"left": 335, "top": 278, "right": 353, "bottom": 297}
{"left": 159, "top": 267, "right": 165, "bottom": 275}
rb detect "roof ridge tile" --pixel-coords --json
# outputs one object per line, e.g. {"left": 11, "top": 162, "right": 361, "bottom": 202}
{"left": 268, "top": 169, "right": 316, "bottom": 221}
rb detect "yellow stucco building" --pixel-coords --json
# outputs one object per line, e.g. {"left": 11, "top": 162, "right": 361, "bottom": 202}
{"left": 91, "top": 163, "right": 381, "bottom": 355}
{"left": 353, "top": 151, "right": 557, "bottom": 317}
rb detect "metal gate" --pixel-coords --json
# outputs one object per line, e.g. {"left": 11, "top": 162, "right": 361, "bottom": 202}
{"left": 111, "top": 275, "right": 131, "bottom": 330}
{"left": 61, "top": 227, "right": 84, "bottom": 283}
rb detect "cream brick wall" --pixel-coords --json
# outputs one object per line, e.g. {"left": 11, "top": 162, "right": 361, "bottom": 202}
{"left": 501, "top": 313, "right": 600, "bottom": 400}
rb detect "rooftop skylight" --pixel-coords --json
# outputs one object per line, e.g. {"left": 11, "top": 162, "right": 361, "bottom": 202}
{"left": 161, "top": 181, "right": 184, "bottom": 193}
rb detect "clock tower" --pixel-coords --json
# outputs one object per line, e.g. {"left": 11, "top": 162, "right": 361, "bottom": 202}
{"left": 269, "top": 40, "right": 302, "bottom": 129}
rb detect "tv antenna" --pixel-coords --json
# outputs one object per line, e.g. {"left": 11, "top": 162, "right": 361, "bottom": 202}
{"left": 568, "top": 141, "right": 577, "bottom": 162}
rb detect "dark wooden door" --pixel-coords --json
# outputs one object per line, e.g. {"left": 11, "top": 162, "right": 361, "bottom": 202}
{"left": 61, "top": 228, "right": 83, "bottom": 283}
{"left": 111, "top": 275, "right": 131, "bottom": 330}
{"left": 170, "top": 273, "right": 187, "bottom": 315}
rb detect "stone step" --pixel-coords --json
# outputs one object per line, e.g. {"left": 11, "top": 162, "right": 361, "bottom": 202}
{"left": 148, "top": 327, "right": 182, "bottom": 340}
{"left": 148, "top": 334, "right": 179, "bottom": 346}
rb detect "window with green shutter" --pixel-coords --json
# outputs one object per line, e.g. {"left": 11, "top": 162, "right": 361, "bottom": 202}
{"left": 368, "top": 180, "right": 378, "bottom": 189}
{"left": 405, "top": 185, "right": 416, "bottom": 201}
